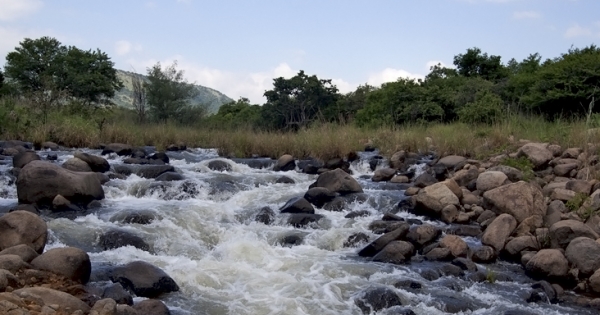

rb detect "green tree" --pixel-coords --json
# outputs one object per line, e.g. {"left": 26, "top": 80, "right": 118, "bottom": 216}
{"left": 322, "top": 84, "right": 374, "bottom": 123}
{"left": 145, "top": 61, "right": 200, "bottom": 123}
{"left": 206, "top": 97, "right": 262, "bottom": 129}
{"left": 453, "top": 47, "right": 508, "bottom": 82}
{"left": 262, "top": 70, "right": 339, "bottom": 130}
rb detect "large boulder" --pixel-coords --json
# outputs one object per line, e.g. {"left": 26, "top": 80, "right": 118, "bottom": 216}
{"left": 503, "top": 236, "right": 540, "bottom": 258}
{"left": 481, "top": 214, "right": 517, "bottom": 252}
{"left": 62, "top": 157, "right": 93, "bottom": 172}
{"left": 304, "top": 187, "right": 337, "bottom": 208}
{"left": 310, "top": 168, "right": 363, "bottom": 195}
{"left": 517, "top": 143, "right": 553, "bottom": 168}
{"left": 74, "top": 151, "right": 110, "bottom": 173}
{"left": 590, "top": 269, "right": 600, "bottom": 294}
{"left": 358, "top": 224, "right": 410, "bottom": 257}
{"left": 207, "top": 160, "right": 232, "bottom": 172}
{"left": 549, "top": 220, "right": 599, "bottom": 248}
{"left": 273, "top": 154, "right": 295, "bottom": 171}
{"left": 30, "top": 247, "right": 91, "bottom": 284}
{"left": 565, "top": 237, "right": 600, "bottom": 277}
{"left": 437, "top": 155, "right": 467, "bottom": 170}
{"left": 372, "top": 241, "right": 414, "bottom": 264}
{"left": 280, "top": 197, "right": 315, "bottom": 214}
{"left": 483, "top": 181, "right": 546, "bottom": 223}
{"left": 12, "top": 151, "right": 40, "bottom": 169}
{"left": 113, "top": 164, "right": 175, "bottom": 179}
{"left": 372, "top": 168, "right": 396, "bottom": 182}
{"left": 109, "top": 261, "right": 179, "bottom": 297}
{"left": 12, "top": 287, "right": 91, "bottom": 313}
{"left": 412, "top": 182, "right": 459, "bottom": 220}
{"left": 525, "top": 249, "right": 570, "bottom": 282}
{"left": 0, "top": 210, "right": 47, "bottom": 254}
{"left": 17, "top": 160, "right": 104, "bottom": 206}
{"left": 405, "top": 224, "right": 440, "bottom": 248}
{"left": 476, "top": 171, "right": 508, "bottom": 192}
{"left": 487, "top": 165, "right": 523, "bottom": 182}
{"left": 0, "top": 244, "right": 39, "bottom": 263}
{"left": 0, "top": 255, "right": 30, "bottom": 273}
{"left": 102, "top": 143, "right": 133, "bottom": 156}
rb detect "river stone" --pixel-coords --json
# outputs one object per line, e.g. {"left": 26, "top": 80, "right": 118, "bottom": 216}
{"left": 372, "top": 241, "right": 414, "bottom": 264}
{"left": 487, "top": 165, "right": 523, "bottom": 182}
{"left": 405, "top": 224, "right": 441, "bottom": 248}
{"left": 354, "top": 286, "right": 403, "bottom": 314}
{"left": 476, "top": 171, "right": 508, "bottom": 192}
{"left": 255, "top": 206, "right": 276, "bottom": 225}
{"left": 155, "top": 172, "right": 184, "bottom": 181}
{"left": 287, "top": 213, "right": 324, "bottom": 228}
{"left": 344, "top": 232, "right": 370, "bottom": 248}
{"left": 0, "top": 244, "right": 39, "bottom": 263}
{"left": 423, "top": 182, "right": 460, "bottom": 206}
{"left": 0, "top": 255, "right": 30, "bottom": 273}
{"left": 102, "top": 143, "right": 133, "bottom": 156}
{"left": 518, "top": 143, "right": 553, "bottom": 168}
{"left": 280, "top": 197, "right": 314, "bottom": 214}
{"left": 472, "top": 245, "right": 497, "bottom": 263}
{"left": 372, "top": 168, "right": 396, "bottom": 182}
{"left": 503, "top": 236, "right": 540, "bottom": 258}
{"left": 110, "top": 210, "right": 160, "bottom": 225}
{"left": 304, "top": 187, "right": 337, "bottom": 208}
{"left": 0, "top": 269, "right": 19, "bottom": 291}
{"left": 133, "top": 299, "right": 171, "bottom": 315}
{"left": 109, "top": 261, "right": 179, "bottom": 297}
{"left": 425, "top": 247, "right": 453, "bottom": 261}
{"left": 482, "top": 214, "right": 517, "bottom": 252}
{"left": 207, "top": 160, "right": 232, "bottom": 172}
{"left": 437, "top": 155, "right": 467, "bottom": 170}
{"left": 74, "top": 151, "right": 110, "bottom": 173}
{"left": 414, "top": 173, "right": 438, "bottom": 188}
{"left": 0, "top": 210, "right": 47, "bottom": 254}
{"left": 525, "top": 249, "right": 569, "bottom": 281}
{"left": 590, "top": 269, "right": 600, "bottom": 294}
{"left": 310, "top": 168, "right": 363, "bottom": 195}
{"left": 439, "top": 235, "right": 468, "bottom": 258}
{"left": 545, "top": 200, "right": 565, "bottom": 228}
{"left": 13, "top": 287, "right": 91, "bottom": 313}
{"left": 62, "top": 157, "right": 93, "bottom": 172}
{"left": 565, "top": 180, "right": 593, "bottom": 195}
{"left": 41, "top": 141, "right": 59, "bottom": 150}
{"left": 12, "top": 151, "right": 40, "bottom": 169}
{"left": 554, "top": 163, "right": 579, "bottom": 177}
{"left": 99, "top": 229, "right": 150, "bottom": 252}
{"left": 150, "top": 152, "right": 170, "bottom": 164}
{"left": 273, "top": 154, "right": 295, "bottom": 171}
{"left": 31, "top": 247, "right": 91, "bottom": 284}
{"left": 452, "top": 257, "right": 477, "bottom": 272}
{"left": 549, "top": 220, "right": 599, "bottom": 248}
{"left": 565, "top": 237, "right": 600, "bottom": 277}
{"left": 17, "top": 160, "right": 104, "bottom": 206}
{"left": 137, "top": 165, "right": 175, "bottom": 179}
{"left": 359, "top": 223, "right": 410, "bottom": 257}
{"left": 441, "top": 204, "right": 459, "bottom": 224}
{"left": 90, "top": 298, "right": 117, "bottom": 315}
{"left": 483, "top": 181, "right": 546, "bottom": 223}
{"left": 102, "top": 282, "right": 133, "bottom": 305}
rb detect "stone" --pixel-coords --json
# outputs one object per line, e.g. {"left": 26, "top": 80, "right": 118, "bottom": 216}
{"left": 62, "top": 157, "right": 93, "bottom": 172}
{"left": 565, "top": 237, "right": 600, "bottom": 277}
{"left": 0, "top": 210, "right": 47, "bottom": 254}
{"left": 344, "top": 232, "right": 370, "bottom": 247}
{"left": 590, "top": 268, "right": 600, "bottom": 294}
{"left": 424, "top": 247, "right": 453, "bottom": 261}
{"left": 0, "top": 255, "right": 30, "bottom": 273}
{"left": 99, "top": 229, "right": 150, "bottom": 252}
{"left": 358, "top": 224, "right": 410, "bottom": 257}
{"left": 155, "top": 172, "right": 184, "bottom": 181}
{"left": 372, "top": 168, "right": 396, "bottom": 182}
{"left": 451, "top": 168, "right": 479, "bottom": 187}
{"left": 550, "top": 188, "right": 576, "bottom": 202}
{"left": 13, "top": 287, "right": 91, "bottom": 313}
{"left": 405, "top": 224, "right": 440, "bottom": 248}
{"left": 133, "top": 299, "right": 171, "bottom": 315}
{"left": 74, "top": 152, "right": 110, "bottom": 173}
{"left": 483, "top": 181, "right": 546, "bottom": 223}
{"left": 273, "top": 154, "right": 295, "bottom": 171}
{"left": 207, "top": 160, "right": 232, "bottom": 172}
{"left": 414, "top": 173, "right": 438, "bottom": 188}
{"left": 549, "top": 220, "right": 599, "bottom": 248}
{"left": 452, "top": 257, "right": 477, "bottom": 272}
{"left": 102, "top": 283, "right": 133, "bottom": 305}
{"left": 90, "top": 298, "right": 117, "bottom": 315}
{"left": 476, "top": 171, "right": 508, "bottom": 192}
{"left": 440, "top": 204, "right": 459, "bottom": 224}
{"left": 287, "top": 213, "right": 324, "bottom": 228}
{"left": 31, "top": 247, "right": 91, "bottom": 283}
{"left": 487, "top": 165, "right": 523, "bottom": 182}
{"left": 525, "top": 249, "right": 570, "bottom": 282}
{"left": 566, "top": 180, "right": 593, "bottom": 195}
{"left": 0, "top": 244, "right": 39, "bottom": 263}
{"left": 280, "top": 197, "right": 314, "bottom": 214}
{"left": 545, "top": 200, "right": 565, "bottom": 228}
{"left": 304, "top": 187, "right": 337, "bottom": 208}
{"left": 109, "top": 261, "right": 179, "bottom": 298}
{"left": 439, "top": 235, "right": 468, "bottom": 258}
{"left": 12, "top": 151, "right": 40, "bottom": 169}
{"left": 310, "top": 168, "right": 363, "bottom": 195}
{"left": 390, "top": 175, "right": 409, "bottom": 183}
{"left": 482, "top": 214, "right": 517, "bottom": 252}
{"left": 42, "top": 141, "right": 59, "bottom": 150}
{"left": 503, "top": 236, "right": 540, "bottom": 258}
{"left": 102, "top": 143, "right": 133, "bottom": 156}
{"left": 554, "top": 163, "right": 579, "bottom": 177}
{"left": 472, "top": 246, "right": 497, "bottom": 263}
{"left": 110, "top": 210, "right": 160, "bottom": 225}
{"left": 255, "top": 207, "right": 276, "bottom": 225}
{"left": 354, "top": 286, "right": 403, "bottom": 314}
{"left": 437, "top": 155, "right": 467, "bottom": 170}
{"left": 372, "top": 241, "right": 415, "bottom": 264}
{"left": 517, "top": 143, "right": 553, "bottom": 168}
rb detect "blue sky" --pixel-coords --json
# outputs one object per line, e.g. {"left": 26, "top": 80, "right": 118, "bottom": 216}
{"left": 0, "top": 0, "right": 598, "bottom": 103}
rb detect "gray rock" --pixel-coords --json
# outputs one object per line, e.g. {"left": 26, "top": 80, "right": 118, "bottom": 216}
{"left": 0, "top": 210, "right": 47, "bottom": 254}
{"left": 31, "top": 247, "right": 91, "bottom": 284}
{"left": 109, "top": 261, "right": 179, "bottom": 298}
{"left": 310, "top": 168, "right": 363, "bottom": 195}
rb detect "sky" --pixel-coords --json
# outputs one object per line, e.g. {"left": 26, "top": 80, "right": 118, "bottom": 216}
{"left": 0, "top": 0, "right": 599, "bottom": 104}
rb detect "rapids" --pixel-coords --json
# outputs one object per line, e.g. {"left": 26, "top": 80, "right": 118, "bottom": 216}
{"left": 0, "top": 147, "right": 595, "bottom": 315}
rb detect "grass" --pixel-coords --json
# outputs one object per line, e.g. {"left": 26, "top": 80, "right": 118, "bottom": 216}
{"left": 500, "top": 156, "right": 535, "bottom": 181}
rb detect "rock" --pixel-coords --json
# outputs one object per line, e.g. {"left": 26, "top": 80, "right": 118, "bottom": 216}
{"left": 278, "top": 233, "right": 304, "bottom": 247}
{"left": 545, "top": 200, "right": 565, "bottom": 228}
{"left": 0, "top": 210, "right": 47, "bottom": 254}
{"left": 554, "top": 163, "right": 579, "bottom": 177}
{"left": 476, "top": 171, "right": 508, "bottom": 192}
{"left": 405, "top": 224, "right": 440, "bottom": 248}
{"left": 275, "top": 176, "right": 295, "bottom": 184}
{"left": 358, "top": 224, "right": 410, "bottom": 257}
{"left": 0, "top": 244, "right": 38, "bottom": 263}
{"left": 565, "top": 237, "right": 600, "bottom": 277}
{"left": 90, "top": 298, "right": 117, "bottom": 315}
{"left": 425, "top": 247, "right": 453, "bottom": 261}
{"left": 483, "top": 181, "right": 546, "bottom": 223}
{"left": 390, "top": 175, "right": 409, "bottom": 183}
{"left": 590, "top": 268, "right": 600, "bottom": 293}
{"left": 414, "top": 173, "right": 438, "bottom": 188}
{"left": 345, "top": 210, "right": 370, "bottom": 219}
{"left": 0, "top": 255, "right": 30, "bottom": 273}
{"left": 451, "top": 168, "right": 479, "bottom": 187}
{"left": 124, "top": 157, "right": 165, "bottom": 165}
{"left": 452, "top": 257, "right": 477, "bottom": 272}
{"left": 482, "top": 214, "right": 517, "bottom": 252}
{"left": 13, "top": 287, "right": 91, "bottom": 313}
{"left": 166, "top": 143, "right": 186, "bottom": 151}
{"left": 0, "top": 269, "right": 19, "bottom": 291}
{"left": 12, "top": 151, "right": 40, "bottom": 169}
{"left": 423, "top": 182, "right": 460, "bottom": 206}
{"left": 354, "top": 286, "right": 403, "bottom": 314}
{"left": 31, "top": 246, "right": 91, "bottom": 283}
{"left": 372, "top": 168, "right": 396, "bottom": 182}
{"left": 280, "top": 197, "right": 314, "bottom": 214}
{"left": 344, "top": 232, "right": 369, "bottom": 247}
{"left": 136, "top": 165, "right": 175, "bottom": 179}
{"left": 323, "top": 197, "right": 346, "bottom": 211}
{"left": 437, "top": 155, "right": 467, "bottom": 170}
{"left": 487, "top": 165, "right": 523, "bottom": 182}
{"left": 133, "top": 299, "right": 171, "bottom": 315}
{"left": 472, "top": 245, "right": 497, "bottom": 263}
{"left": 255, "top": 207, "right": 276, "bottom": 225}
{"left": 503, "top": 236, "right": 540, "bottom": 258}
{"left": 207, "top": 160, "right": 232, "bottom": 172}
{"left": 74, "top": 152, "right": 110, "bottom": 173}
{"left": 110, "top": 210, "right": 159, "bottom": 225}
{"left": 62, "top": 157, "right": 93, "bottom": 172}
{"left": 549, "top": 220, "right": 599, "bottom": 248}
{"left": 310, "top": 168, "right": 363, "bottom": 195}
{"left": 439, "top": 235, "right": 468, "bottom": 258}
{"left": 17, "top": 160, "right": 104, "bottom": 206}
{"left": 150, "top": 152, "right": 170, "bottom": 164}
{"left": 372, "top": 241, "right": 415, "bottom": 264}
{"left": 102, "top": 143, "right": 133, "bottom": 156}
{"left": 304, "top": 187, "right": 337, "bottom": 208}
{"left": 99, "top": 229, "right": 150, "bottom": 251}
{"left": 369, "top": 221, "right": 407, "bottom": 234}
{"left": 566, "top": 180, "right": 593, "bottom": 195}
{"left": 109, "top": 261, "right": 179, "bottom": 298}
{"left": 103, "top": 283, "right": 133, "bottom": 305}
{"left": 518, "top": 143, "right": 553, "bottom": 168}
{"left": 273, "top": 154, "right": 295, "bottom": 171}
{"left": 441, "top": 204, "right": 459, "bottom": 224}
{"left": 446, "top": 225, "right": 482, "bottom": 237}
{"left": 287, "top": 213, "right": 324, "bottom": 228}
{"left": 10, "top": 203, "right": 39, "bottom": 214}
{"left": 52, "top": 194, "right": 81, "bottom": 212}
{"left": 550, "top": 188, "right": 576, "bottom": 202}
{"left": 42, "top": 141, "right": 59, "bottom": 150}
{"left": 525, "top": 249, "right": 570, "bottom": 282}
{"left": 155, "top": 172, "right": 184, "bottom": 181}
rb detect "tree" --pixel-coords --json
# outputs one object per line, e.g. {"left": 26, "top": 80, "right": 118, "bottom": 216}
{"left": 262, "top": 70, "right": 339, "bottom": 130}
{"left": 453, "top": 47, "right": 508, "bottom": 82}
{"left": 322, "top": 84, "right": 375, "bottom": 123}
{"left": 131, "top": 70, "right": 146, "bottom": 123}
{"left": 145, "top": 61, "right": 199, "bottom": 123}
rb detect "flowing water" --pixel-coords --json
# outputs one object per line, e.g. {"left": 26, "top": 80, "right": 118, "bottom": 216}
{"left": 0, "top": 148, "right": 596, "bottom": 315}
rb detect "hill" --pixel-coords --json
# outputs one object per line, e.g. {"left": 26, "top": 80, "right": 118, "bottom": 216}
{"left": 112, "top": 69, "right": 233, "bottom": 114}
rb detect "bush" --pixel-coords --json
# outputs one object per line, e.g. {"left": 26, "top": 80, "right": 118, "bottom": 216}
{"left": 458, "top": 91, "right": 504, "bottom": 124}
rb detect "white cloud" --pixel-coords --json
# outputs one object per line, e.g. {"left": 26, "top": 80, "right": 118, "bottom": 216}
{"left": 0, "top": 0, "right": 43, "bottom": 21}
{"left": 366, "top": 68, "right": 424, "bottom": 86}
{"left": 0, "top": 26, "right": 63, "bottom": 64}
{"left": 513, "top": 11, "right": 541, "bottom": 19}
{"left": 114, "top": 40, "right": 142, "bottom": 56}
{"left": 564, "top": 24, "right": 594, "bottom": 38}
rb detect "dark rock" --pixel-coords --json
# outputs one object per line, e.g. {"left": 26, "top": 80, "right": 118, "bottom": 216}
{"left": 255, "top": 207, "right": 276, "bottom": 225}
{"left": 123, "top": 157, "right": 165, "bottom": 165}
{"left": 528, "top": 280, "right": 558, "bottom": 304}
{"left": 304, "top": 187, "right": 337, "bottom": 208}
{"left": 102, "top": 283, "right": 133, "bottom": 305}
{"left": 99, "top": 229, "right": 150, "bottom": 251}
{"left": 382, "top": 212, "right": 404, "bottom": 221}
{"left": 131, "top": 147, "right": 147, "bottom": 159}
{"left": 432, "top": 292, "right": 477, "bottom": 314}
{"left": 420, "top": 269, "right": 441, "bottom": 281}
{"left": 46, "top": 152, "right": 58, "bottom": 161}
{"left": 207, "top": 160, "right": 232, "bottom": 172}
{"left": 276, "top": 176, "right": 295, "bottom": 184}
{"left": 102, "top": 143, "right": 133, "bottom": 156}
{"left": 369, "top": 220, "right": 408, "bottom": 234}
{"left": 439, "top": 264, "right": 465, "bottom": 277}
{"left": 287, "top": 213, "right": 324, "bottom": 228}
{"left": 446, "top": 225, "right": 482, "bottom": 237}
{"left": 155, "top": 172, "right": 184, "bottom": 181}
{"left": 406, "top": 224, "right": 440, "bottom": 248}
{"left": 74, "top": 152, "right": 110, "bottom": 173}
{"left": 345, "top": 210, "right": 370, "bottom": 219}
{"left": 13, "top": 151, "right": 41, "bottom": 169}
{"left": 424, "top": 247, "right": 453, "bottom": 261}
{"left": 344, "top": 232, "right": 369, "bottom": 247}
{"left": 132, "top": 299, "right": 171, "bottom": 315}
{"left": 166, "top": 143, "right": 186, "bottom": 151}
{"left": 273, "top": 154, "right": 296, "bottom": 171}
{"left": 109, "top": 261, "right": 179, "bottom": 298}
{"left": 372, "top": 168, "right": 397, "bottom": 182}
{"left": 31, "top": 247, "right": 91, "bottom": 284}
{"left": 309, "top": 168, "right": 363, "bottom": 195}
{"left": 110, "top": 210, "right": 159, "bottom": 225}
{"left": 358, "top": 224, "right": 410, "bottom": 257}
{"left": 278, "top": 233, "right": 304, "bottom": 247}
{"left": 354, "top": 286, "right": 403, "bottom": 314}
{"left": 372, "top": 241, "right": 415, "bottom": 264}
{"left": 414, "top": 173, "right": 437, "bottom": 188}
{"left": 10, "top": 203, "right": 39, "bottom": 214}
{"left": 149, "top": 152, "right": 170, "bottom": 164}
{"left": 393, "top": 279, "right": 423, "bottom": 293}
{"left": 451, "top": 258, "right": 478, "bottom": 272}
{"left": 280, "top": 197, "right": 315, "bottom": 214}
{"left": 472, "top": 246, "right": 497, "bottom": 263}
{"left": 62, "top": 157, "right": 93, "bottom": 172}
{"left": 323, "top": 197, "right": 347, "bottom": 211}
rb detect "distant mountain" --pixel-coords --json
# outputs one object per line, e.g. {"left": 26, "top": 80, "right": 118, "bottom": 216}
{"left": 112, "top": 69, "right": 233, "bottom": 114}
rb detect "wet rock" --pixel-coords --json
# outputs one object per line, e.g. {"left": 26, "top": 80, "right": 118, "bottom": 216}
{"left": 439, "top": 235, "right": 468, "bottom": 258}
{"left": 102, "top": 143, "right": 133, "bottom": 156}
{"left": 503, "top": 236, "right": 540, "bottom": 259}
{"left": 166, "top": 143, "right": 186, "bottom": 151}
{"left": 110, "top": 210, "right": 160, "bottom": 225}
{"left": 590, "top": 268, "right": 600, "bottom": 293}
{"left": 358, "top": 224, "right": 410, "bottom": 257}
{"left": 12, "top": 151, "right": 40, "bottom": 169}
{"left": 372, "top": 241, "right": 415, "bottom": 264}
{"left": 255, "top": 206, "right": 276, "bottom": 225}
{"left": 527, "top": 281, "right": 558, "bottom": 304}
{"left": 278, "top": 233, "right": 304, "bottom": 247}
{"left": 133, "top": 299, "right": 171, "bottom": 315}
{"left": 102, "top": 283, "right": 133, "bottom": 305}
{"left": 420, "top": 268, "right": 441, "bottom": 281}
{"left": 482, "top": 214, "right": 517, "bottom": 252}
{"left": 17, "top": 160, "right": 104, "bottom": 206}
{"left": 372, "top": 168, "right": 396, "bottom": 182}
{"left": 287, "top": 213, "right": 324, "bottom": 228}
{"left": 441, "top": 204, "right": 459, "bottom": 224}
{"left": 0, "top": 210, "right": 47, "bottom": 254}
{"left": 52, "top": 194, "right": 82, "bottom": 212}
{"left": 41, "top": 141, "right": 59, "bottom": 150}
{"left": 405, "top": 224, "right": 440, "bottom": 248}
{"left": 323, "top": 197, "right": 347, "bottom": 211}
{"left": 393, "top": 279, "right": 423, "bottom": 293}
{"left": 354, "top": 286, "right": 403, "bottom": 314}
{"left": 304, "top": 187, "right": 337, "bottom": 208}
{"left": 109, "top": 261, "right": 179, "bottom": 298}
{"left": 432, "top": 292, "right": 477, "bottom": 313}
{"left": 549, "top": 220, "right": 599, "bottom": 248}
{"left": 425, "top": 247, "right": 453, "bottom": 261}
{"left": 99, "top": 229, "right": 150, "bottom": 252}
{"left": 369, "top": 220, "right": 407, "bottom": 234}
{"left": 446, "top": 225, "right": 482, "bottom": 237}
{"left": 31, "top": 246, "right": 91, "bottom": 284}
{"left": 345, "top": 210, "right": 370, "bottom": 219}
{"left": 123, "top": 157, "right": 165, "bottom": 165}
{"left": 310, "top": 168, "right": 363, "bottom": 195}
{"left": 46, "top": 152, "right": 58, "bottom": 161}
{"left": 565, "top": 237, "right": 600, "bottom": 277}
{"left": 155, "top": 171, "right": 184, "bottom": 181}
{"left": 483, "top": 181, "right": 546, "bottom": 223}
{"left": 414, "top": 173, "right": 437, "bottom": 188}
{"left": 439, "top": 264, "right": 465, "bottom": 277}
{"left": 74, "top": 152, "right": 110, "bottom": 172}
{"left": 12, "top": 287, "right": 91, "bottom": 313}
{"left": 273, "top": 154, "right": 295, "bottom": 171}
{"left": 149, "top": 152, "right": 170, "bottom": 164}
{"left": 207, "top": 160, "right": 232, "bottom": 172}
{"left": 472, "top": 245, "right": 496, "bottom": 263}
{"left": 344, "top": 232, "right": 369, "bottom": 247}
{"left": 0, "top": 244, "right": 39, "bottom": 263}
{"left": 518, "top": 143, "right": 553, "bottom": 168}
{"left": 525, "top": 249, "right": 570, "bottom": 282}
{"left": 63, "top": 157, "right": 93, "bottom": 172}
{"left": 276, "top": 176, "right": 295, "bottom": 184}
{"left": 476, "top": 171, "right": 508, "bottom": 192}
{"left": 452, "top": 257, "right": 477, "bottom": 272}
{"left": 280, "top": 197, "right": 314, "bottom": 214}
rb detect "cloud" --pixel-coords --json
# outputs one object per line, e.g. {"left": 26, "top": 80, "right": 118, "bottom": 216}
{"left": 564, "top": 24, "right": 594, "bottom": 38}
{"left": 367, "top": 68, "right": 424, "bottom": 86}
{"left": 0, "top": 26, "right": 63, "bottom": 63}
{"left": 114, "top": 40, "right": 142, "bottom": 56}
{"left": 0, "top": 0, "right": 43, "bottom": 21}
{"left": 513, "top": 11, "right": 542, "bottom": 19}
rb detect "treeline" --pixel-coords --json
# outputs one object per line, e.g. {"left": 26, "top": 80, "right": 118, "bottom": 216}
{"left": 206, "top": 46, "right": 600, "bottom": 130}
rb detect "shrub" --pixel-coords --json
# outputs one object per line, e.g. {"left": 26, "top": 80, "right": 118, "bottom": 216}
{"left": 458, "top": 92, "right": 504, "bottom": 124}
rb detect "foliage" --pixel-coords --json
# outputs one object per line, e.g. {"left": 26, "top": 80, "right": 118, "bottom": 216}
{"left": 205, "top": 98, "right": 262, "bottom": 129}
{"left": 566, "top": 192, "right": 589, "bottom": 212}
{"left": 485, "top": 267, "right": 497, "bottom": 284}
{"left": 453, "top": 47, "right": 508, "bottom": 82}
{"left": 145, "top": 61, "right": 202, "bottom": 123}
{"left": 458, "top": 91, "right": 504, "bottom": 124}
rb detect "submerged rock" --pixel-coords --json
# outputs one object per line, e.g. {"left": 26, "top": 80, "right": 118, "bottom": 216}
{"left": 354, "top": 286, "right": 403, "bottom": 314}
{"left": 109, "top": 261, "right": 179, "bottom": 297}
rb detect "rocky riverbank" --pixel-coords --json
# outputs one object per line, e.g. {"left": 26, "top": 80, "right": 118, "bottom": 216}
{"left": 1, "top": 139, "right": 600, "bottom": 314}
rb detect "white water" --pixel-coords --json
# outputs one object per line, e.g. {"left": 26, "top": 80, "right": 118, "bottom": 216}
{"left": 0, "top": 148, "right": 595, "bottom": 315}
